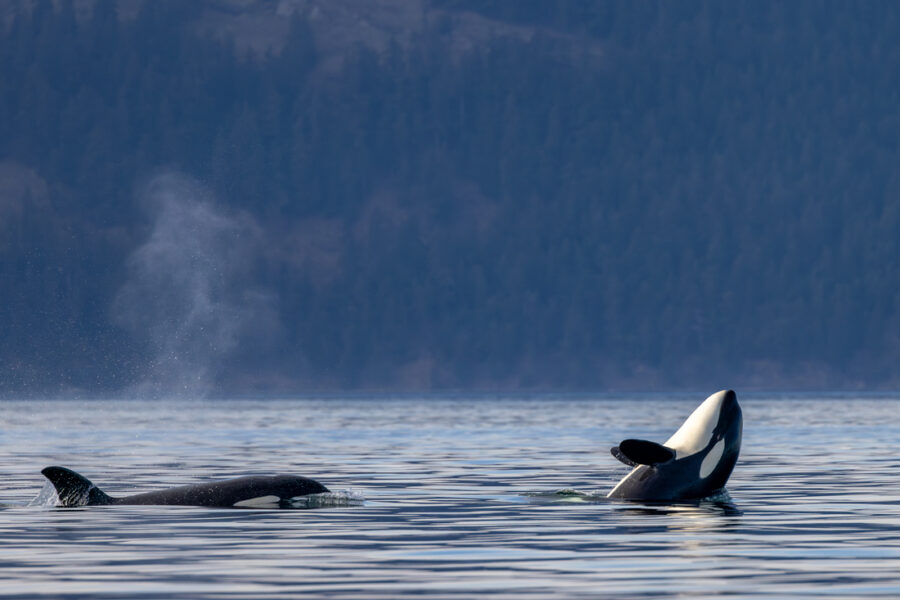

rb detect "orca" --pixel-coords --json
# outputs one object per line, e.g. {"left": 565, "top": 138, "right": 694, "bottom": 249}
{"left": 607, "top": 389, "right": 742, "bottom": 501}
{"left": 41, "top": 466, "right": 329, "bottom": 509}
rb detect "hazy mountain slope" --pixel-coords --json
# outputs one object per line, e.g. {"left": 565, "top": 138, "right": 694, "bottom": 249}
{"left": 1, "top": 1, "right": 899, "bottom": 395}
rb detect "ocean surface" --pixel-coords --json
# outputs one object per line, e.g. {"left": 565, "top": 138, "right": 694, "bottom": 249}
{"left": 1, "top": 394, "right": 899, "bottom": 599}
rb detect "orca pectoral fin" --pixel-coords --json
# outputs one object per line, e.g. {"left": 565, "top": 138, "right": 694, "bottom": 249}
{"left": 610, "top": 446, "right": 638, "bottom": 467}
{"left": 615, "top": 439, "right": 676, "bottom": 466}
{"left": 41, "top": 466, "right": 114, "bottom": 507}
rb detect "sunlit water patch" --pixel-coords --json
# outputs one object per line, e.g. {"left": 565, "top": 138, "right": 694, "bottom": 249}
{"left": 1, "top": 395, "right": 900, "bottom": 598}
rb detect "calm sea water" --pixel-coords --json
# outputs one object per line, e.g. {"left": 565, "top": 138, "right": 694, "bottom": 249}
{"left": 1, "top": 394, "right": 899, "bottom": 599}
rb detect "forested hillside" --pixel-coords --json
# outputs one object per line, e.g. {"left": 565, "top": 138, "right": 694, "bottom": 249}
{"left": 1, "top": 0, "right": 899, "bottom": 395}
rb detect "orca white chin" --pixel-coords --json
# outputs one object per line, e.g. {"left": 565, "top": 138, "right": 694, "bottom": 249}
{"left": 665, "top": 389, "right": 736, "bottom": 458}
{"left": 607, "top": 390, "right": 742, "bottom": 501}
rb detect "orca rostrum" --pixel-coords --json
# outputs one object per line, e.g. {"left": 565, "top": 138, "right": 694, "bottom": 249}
{"left": 607, "top": 389, "right": 743, "bottom": 501}
{"left": 41, "top": 466, "right": 329, "bottom": 508}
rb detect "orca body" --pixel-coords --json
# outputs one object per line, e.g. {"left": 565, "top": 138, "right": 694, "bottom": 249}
{"left": 607, "top": 389, "right": 742, "bottom": 501}
{"left": 41, "top": 466, "right": 329, "bottom": 508}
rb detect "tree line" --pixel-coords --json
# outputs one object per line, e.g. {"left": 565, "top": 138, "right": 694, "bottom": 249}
{"left": 1, "top": 0, "right": 899, "bottom": 394}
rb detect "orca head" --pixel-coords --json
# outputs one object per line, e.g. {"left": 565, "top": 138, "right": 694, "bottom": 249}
{"left": 665, "top": 389, "right": 742, "bottom": 459}
{"left": 608, "top": 390, "right": 742, "bottom": 501}
{"left": 664, "top": 389, "right": 742, "bottom": 492}
{"left": 230, "top": 475, "right": 330, "bottom": 508}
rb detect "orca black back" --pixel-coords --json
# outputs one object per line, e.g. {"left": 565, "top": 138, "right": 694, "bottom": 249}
{"left": 41, "top": 466, "right": 329, "bottom": 508}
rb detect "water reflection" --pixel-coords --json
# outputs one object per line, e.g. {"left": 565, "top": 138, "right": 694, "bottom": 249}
{"left": 614, "top": 499, "right": 743, "bottom": 519}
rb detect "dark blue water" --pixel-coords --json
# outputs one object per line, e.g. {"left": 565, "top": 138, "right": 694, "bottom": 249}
{"left": 2, "top": 395, "right": 899, "bottom": 598}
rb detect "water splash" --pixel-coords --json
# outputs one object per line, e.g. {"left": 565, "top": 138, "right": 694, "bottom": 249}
{"left": 702, "top": 488, "right": 734, "bottom": 503}
{"left": 27, "top": 481, "right": 59, "bottom": 507}
{"left": 288, "top": 489, "right": 366, "bottom": 509}
{"left": 523, "top": 489, "right": 610, "bottom": 503}
{"left": 112, "top": 172, "right": 276, "bottom": 399}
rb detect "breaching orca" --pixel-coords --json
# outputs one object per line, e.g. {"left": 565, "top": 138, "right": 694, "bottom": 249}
{"left": 41, "top": 466, "right": 329, "bottom": 508}
{"left": 607, "top": 389, "right": 742, "bottom": 501}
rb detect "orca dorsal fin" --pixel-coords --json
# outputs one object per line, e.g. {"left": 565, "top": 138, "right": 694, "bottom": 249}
{"left": 612, "top": 439, "right": 676, "bottom": 466}
{"left": 41, "top": 466, "right": 114, "bottom": 507}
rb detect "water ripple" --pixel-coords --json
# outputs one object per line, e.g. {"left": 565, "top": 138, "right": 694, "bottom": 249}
{"left": 1, "top": 396, "right": 899, "bottom": 598}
